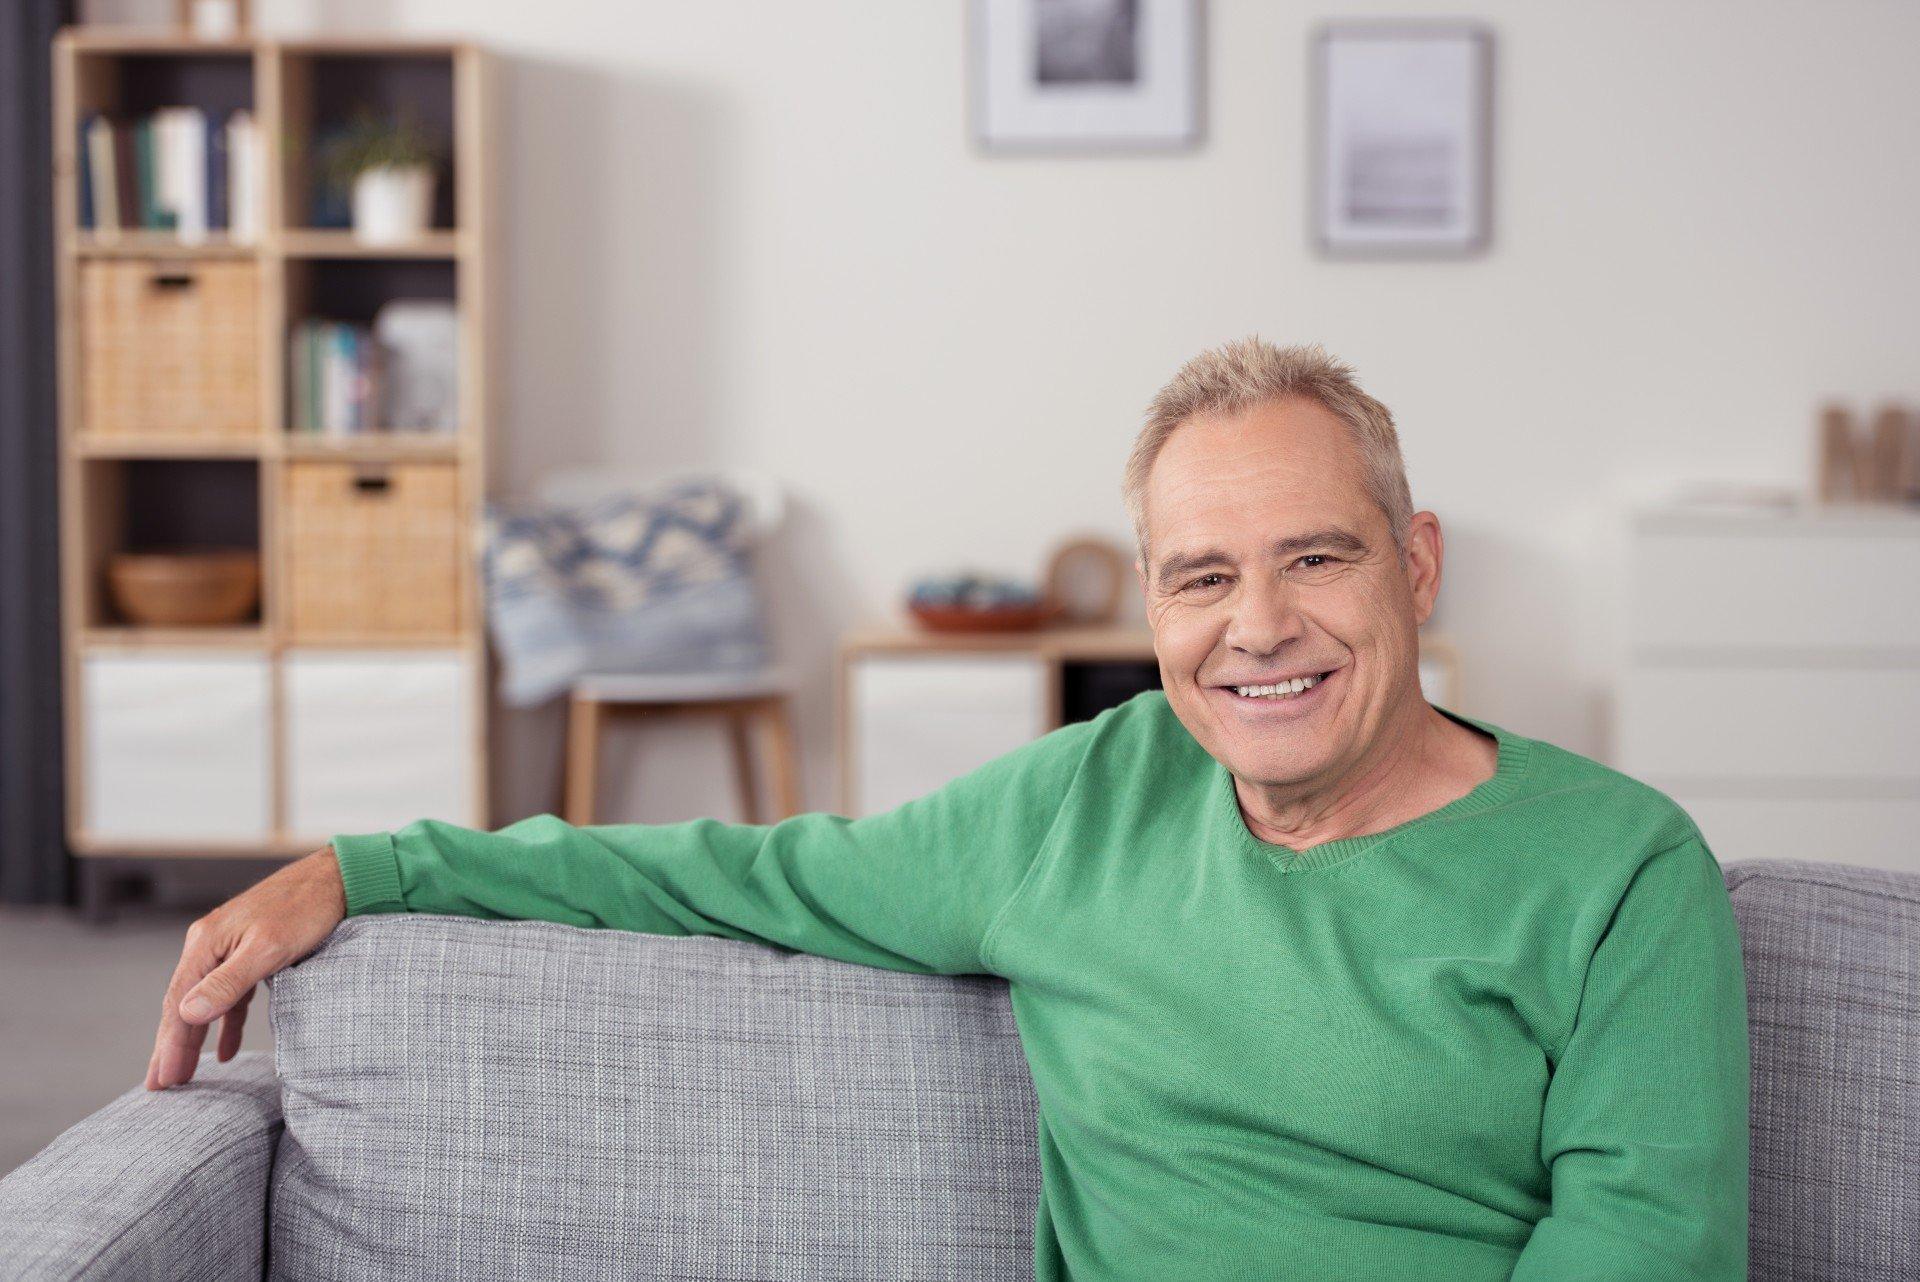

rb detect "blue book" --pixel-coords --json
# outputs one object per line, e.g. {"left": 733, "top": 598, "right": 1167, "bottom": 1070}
{"left": 207, "top": 112, "right": 229, "bottom": 232}
{"left": 77, "top": 113, "right": 96, "bottom": 229}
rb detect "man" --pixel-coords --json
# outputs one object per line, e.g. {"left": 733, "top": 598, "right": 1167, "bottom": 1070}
{"left": 147, "top": 338, "right": 1749, "bottom": 1281}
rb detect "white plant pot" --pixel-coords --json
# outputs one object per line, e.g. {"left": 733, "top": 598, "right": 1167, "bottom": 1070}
{"left": 350, "top": 166, "right": 434, "bottom": 245}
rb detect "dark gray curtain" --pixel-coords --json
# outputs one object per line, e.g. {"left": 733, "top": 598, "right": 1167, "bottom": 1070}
{"left": 0, "top": 0, "right": 72, "bottom": 904}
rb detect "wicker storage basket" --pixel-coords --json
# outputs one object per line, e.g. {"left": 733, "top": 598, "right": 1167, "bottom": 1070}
{"left": 80, "top": 259, "right": 259, "bottom": 440}
{"left": 285, "top": 461, "right": 462, "bottom": 638}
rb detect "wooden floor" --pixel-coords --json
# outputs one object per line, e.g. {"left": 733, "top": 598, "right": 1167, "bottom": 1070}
{"left": 0, "top": 898, "right": 276, "bottom": 1177}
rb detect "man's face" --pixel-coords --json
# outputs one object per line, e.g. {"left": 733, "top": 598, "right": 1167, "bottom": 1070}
{"left": 1135, "top": 396, "right": 1436, "bottom": 791}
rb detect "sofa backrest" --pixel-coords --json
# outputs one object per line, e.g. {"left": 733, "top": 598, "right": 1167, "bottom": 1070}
{"left": 1726, "top": 857, "right": 1918, "bottom": 1282}
{"left": 264, "top": 857, "right": 1918, "bottom": 1281}
{"left": 263, "top": 915, "right": 1042, "bottom": 1281}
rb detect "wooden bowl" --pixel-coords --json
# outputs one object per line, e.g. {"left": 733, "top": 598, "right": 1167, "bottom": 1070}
{"left": 106, "top": 549, "right": 260, "bottom": 627}
{"left": 907, "top": 601, "right": 1063, "bottom": 633}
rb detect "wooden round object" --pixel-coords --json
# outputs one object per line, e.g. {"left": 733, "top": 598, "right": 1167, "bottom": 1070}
{"left": 1042, "top": 536, "right": 1129, "bottom": 625}
{"left": 907, "top": 601, "right": 1062, "bottom": 633}
{"left": 107, "top": 549, "right": 260, "bottom": 627}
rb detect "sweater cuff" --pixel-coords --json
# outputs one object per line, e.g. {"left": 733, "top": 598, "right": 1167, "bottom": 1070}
{"left": 331, "top": 831, "right": 406, "bottom": 916}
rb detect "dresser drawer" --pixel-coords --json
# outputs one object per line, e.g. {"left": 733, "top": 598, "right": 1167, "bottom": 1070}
{"left": 1616, "top": 664, "right": 1920, "bottom": 782}
{"left": 81, "top": 652, "right": 271, "bottom": 841}
{"left": 284, "top": 650, "right": 476, "bottom": 839}
{"left": 1669, "top": 795, "right": 1920, "bottom": 875}
{"left": 1630, "top": 519, "right": 1920, "bottom": 653}
{"left": 850, "top": 654, "right": 1046, "bottom": 815}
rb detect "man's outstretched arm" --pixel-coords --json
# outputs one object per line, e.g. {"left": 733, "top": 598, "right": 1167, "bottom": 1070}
{"left": 147, "top": 711, "right": 1101, "bottom": 1089}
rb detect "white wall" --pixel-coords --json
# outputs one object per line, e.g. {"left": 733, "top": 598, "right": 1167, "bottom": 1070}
{"left": 280, "top": 0, "right": 1920, "bottom": 825}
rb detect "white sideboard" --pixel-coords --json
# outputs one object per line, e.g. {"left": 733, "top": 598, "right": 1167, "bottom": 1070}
{"left": 1616, "top": 502, "right": 1920, "bottom": 873}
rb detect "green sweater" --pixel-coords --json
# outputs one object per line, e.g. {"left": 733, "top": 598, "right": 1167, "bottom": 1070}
{"left": 333, "top": 691, "right": 1749, "bottom": 1281}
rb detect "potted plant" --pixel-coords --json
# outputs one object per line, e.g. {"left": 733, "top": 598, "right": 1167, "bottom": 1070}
{"left": 320, "top": 109, "right": 442, "bottom": 245}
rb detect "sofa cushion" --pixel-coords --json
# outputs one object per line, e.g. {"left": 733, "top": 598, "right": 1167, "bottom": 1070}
{"left": 1726, "top": 858, "right": 1919, "bottom": 1282}
{"left": 263, "top": 915, "right": 1041, "bottom": 1282}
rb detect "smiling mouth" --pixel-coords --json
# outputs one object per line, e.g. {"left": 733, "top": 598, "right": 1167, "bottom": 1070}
{"left": 1213, "top": 667, "right": 1339, "bottom": 703}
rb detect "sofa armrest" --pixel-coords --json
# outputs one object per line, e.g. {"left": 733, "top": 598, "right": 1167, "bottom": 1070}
{"left": 0, "top": 1051, "right": 281, "bottom": 1282}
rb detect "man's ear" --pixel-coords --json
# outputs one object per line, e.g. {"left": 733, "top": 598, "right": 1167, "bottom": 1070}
{"left": 1135, "top": 557, "right": 1149, "bottom": 600}
{"left": 1404, "top": 511, "right": 1444, "bottom": 626}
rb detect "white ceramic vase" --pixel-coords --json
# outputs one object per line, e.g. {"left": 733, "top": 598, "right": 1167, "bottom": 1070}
{"left": 350, "top": 166, "right": 434, "bottom": 245}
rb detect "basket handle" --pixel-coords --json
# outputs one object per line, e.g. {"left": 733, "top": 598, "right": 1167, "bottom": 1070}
{"left": 351, "top": 470, "right": 392, "bottom": 495}
{"left": 149, "top": 270, "right": 196, "bottom": 291}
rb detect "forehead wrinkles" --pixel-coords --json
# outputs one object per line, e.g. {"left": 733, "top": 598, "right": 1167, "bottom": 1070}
{"left": 1149, "top": 431, "right": 1349, "bottom": 542}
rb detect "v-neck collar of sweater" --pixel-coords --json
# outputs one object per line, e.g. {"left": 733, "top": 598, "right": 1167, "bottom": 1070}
{"left": 1213, "top": 704, "right": 1533, "bottom": 874}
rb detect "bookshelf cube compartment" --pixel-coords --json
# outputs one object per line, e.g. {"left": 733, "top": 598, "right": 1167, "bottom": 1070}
{"left": 81, "top": 651, "right": 271, "bottom": 842}
{"left": 281, "top": 51, "right": 458, "bottom": 233}
{"left": 68, "top": 50, "right": 257, "bottom": 241}
{"left": 283, "top": 459, "right": 462, "bottom": 639}
{"left": 79, "top": 458, "right": 263, "bottom": 631}
{"left": 283, "top": 256, "right": 459, "bottom": 438}
{"left": 79, "top": 258, "right": 259, "bottom": 439}
{"left": 284, "top": 649, "right": 476, "bottom": 839}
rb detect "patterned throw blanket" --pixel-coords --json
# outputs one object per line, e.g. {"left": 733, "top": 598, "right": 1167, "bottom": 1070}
{"left": 483, "top": 477, "right": 771, "bottom": 706}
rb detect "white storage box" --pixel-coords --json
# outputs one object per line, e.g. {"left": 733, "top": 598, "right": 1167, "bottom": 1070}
{"left": 285, "top": 650, "right": 476, "bottom": 841}
{"left": 81, "top": 651, "right": 271, "bottom": 842}
{"left": 850, "top": 653, "right": 1046, "bottom": 816}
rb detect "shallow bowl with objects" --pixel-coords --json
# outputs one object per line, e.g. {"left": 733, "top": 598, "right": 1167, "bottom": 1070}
{"left": 905, "top": 572, "right": 1062, "bottom": 633}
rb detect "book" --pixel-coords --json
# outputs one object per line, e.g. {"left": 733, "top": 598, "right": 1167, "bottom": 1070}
{"left": 84, "top": 115, "right": 119, "bottom": 234}
{"left": 226, "top": 111, "right": 258, "bottom": 245}
{"left": 289, "top": 322, "right": 309, "bottom": 433}
{"left": 77, "top": 114, "right": 95, "bottom": 229}
{"left": 208, "top": 111, "right": 228, "bottom": 232}
{"left": 111, "top": 121, "right": 138, "bottom": 230}
{"left": 133, "top": 118, "right": 155, "bottom": 229}
{"left": 153, "top": 107, "right": 208, "bottom": 242}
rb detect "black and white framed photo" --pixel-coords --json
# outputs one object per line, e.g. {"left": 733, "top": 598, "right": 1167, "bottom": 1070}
{"left": 1313, "top": 23, "right": 1493, "bottom": 256}
{"left": 969, "top": 0, "right": 1203, "bottom": 153}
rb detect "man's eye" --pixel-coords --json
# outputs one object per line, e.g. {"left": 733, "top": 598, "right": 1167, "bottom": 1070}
{"left": 1186, "top": 573, "right": 1227, "bottom": 591}
{"left": 1296, "top": 555, "right": 1334, "bottom": 569}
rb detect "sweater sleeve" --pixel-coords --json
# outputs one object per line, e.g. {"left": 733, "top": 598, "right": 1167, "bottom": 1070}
{"left": 1510, "top": 833, "right": 1750, "bottom": 1281}
{"left": 328, "top": 711, "right": 1101, "bottom": 977}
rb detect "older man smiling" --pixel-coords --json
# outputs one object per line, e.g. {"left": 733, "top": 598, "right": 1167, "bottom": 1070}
{"left": 148, "top": 338, "right": 1749, "bottom": 1281}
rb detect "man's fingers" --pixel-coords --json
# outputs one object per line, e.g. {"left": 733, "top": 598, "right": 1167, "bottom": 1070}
{"left": 216, "top": 989, "right": 254, "bottom": 1061}
{"left": 147, "top": 929, "right": 222, "bottom": 1090}
{"left": 149, "top": 996, "right": 212, "bottom": 1089}
{"left": 148, "top": 932, "right": 275, "bottom": 1090}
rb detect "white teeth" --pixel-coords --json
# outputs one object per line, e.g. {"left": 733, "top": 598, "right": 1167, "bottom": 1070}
{"left": 1232, "top": 672, "right": 1324, "bottom": 699}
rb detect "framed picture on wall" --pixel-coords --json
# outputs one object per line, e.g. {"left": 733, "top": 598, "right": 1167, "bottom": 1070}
{"left": 1313, "top": 23, "right": 1493, "bottom": 256}
{"left": 969, "top": 0, "right": 1203, "bottom": 153}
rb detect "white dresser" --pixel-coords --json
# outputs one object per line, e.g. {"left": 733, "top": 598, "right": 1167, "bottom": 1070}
{"left": 1616, "top": 502, "right": 1920, "bottom": 873}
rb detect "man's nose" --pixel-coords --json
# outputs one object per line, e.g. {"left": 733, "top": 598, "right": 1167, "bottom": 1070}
{"left": 1224, "top": 574, "right": 1305, "bottom": 656}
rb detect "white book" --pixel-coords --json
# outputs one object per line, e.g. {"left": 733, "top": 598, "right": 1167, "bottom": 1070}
{"left": 226, "top": 110, "right": 258, "bottom": 245}
{"left": 154, "top": 107, "right": 208, "bottom": 242}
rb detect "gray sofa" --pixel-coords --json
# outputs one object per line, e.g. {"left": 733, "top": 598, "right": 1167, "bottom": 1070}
{"left": 2, "top": 856, "right": 1913, "bottom": 1281}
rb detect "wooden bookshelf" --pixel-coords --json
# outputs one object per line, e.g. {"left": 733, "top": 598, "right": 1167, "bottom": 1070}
{"left": 50, "top": 30, "right": 495, "bottom": 898}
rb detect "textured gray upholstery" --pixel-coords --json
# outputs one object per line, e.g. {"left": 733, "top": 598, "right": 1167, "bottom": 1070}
{"left": 261, "top": 914, "right": 1043, "bottom": 1281}
{"left": 0, "top": 858, "right": 1914, "bottom": 1281}
{"left": 1727, "top": 859, "right": 1919, "bottom": 1282}
{"left": 0, "top": 1051, "right": 279, "bottom": 1282}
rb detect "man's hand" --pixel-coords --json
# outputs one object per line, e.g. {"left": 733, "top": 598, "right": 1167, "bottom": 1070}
{"left": 145, "top": 845, "right": 349, "bottom": 1090}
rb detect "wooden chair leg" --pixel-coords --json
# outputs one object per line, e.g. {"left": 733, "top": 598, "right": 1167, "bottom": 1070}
{"left": 761, "top": 696, "right": 801, "bottom": 820}
{"left": 725, "top": 705, "right": 762, "bottom": 825}
{"left": 564, "top": 692, "right": 603, "bottom": 826}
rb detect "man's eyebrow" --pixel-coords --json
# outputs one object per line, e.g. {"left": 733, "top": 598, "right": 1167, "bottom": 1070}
{"left": 1153, "top": 527, "right": 1370, "bottom": 586}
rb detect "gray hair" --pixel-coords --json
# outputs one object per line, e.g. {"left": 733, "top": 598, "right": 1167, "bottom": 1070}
{"left": 1122, "top": 336, "right": 1415, "bottom": 566}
